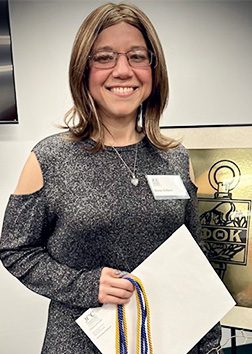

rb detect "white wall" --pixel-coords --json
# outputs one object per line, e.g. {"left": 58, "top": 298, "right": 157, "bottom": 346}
{"left": 159, "top": 0, "right": 252, "bottom": 127}
{"left": 0, "top": 1, "right": 252, "bottom": 353}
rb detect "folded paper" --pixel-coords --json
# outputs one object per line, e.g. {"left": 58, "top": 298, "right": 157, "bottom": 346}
{"left": 76, "top": 224, "right": 235, "bottom": 354}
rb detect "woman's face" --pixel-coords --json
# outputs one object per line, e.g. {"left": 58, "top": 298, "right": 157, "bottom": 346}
{"left": 88, "top": 22, "right": 152, "bottom": 124}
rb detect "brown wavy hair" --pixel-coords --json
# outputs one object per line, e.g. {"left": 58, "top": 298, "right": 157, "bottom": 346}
{"left": 64, "top": 2, "right": 178, "bottom": 151}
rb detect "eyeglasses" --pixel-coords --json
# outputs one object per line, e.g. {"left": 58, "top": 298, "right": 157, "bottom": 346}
{"left": 89, "top": 48, "right": 155, "bottom": 69}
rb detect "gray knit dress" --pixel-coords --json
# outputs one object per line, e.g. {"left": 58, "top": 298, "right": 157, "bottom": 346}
{"left": 0, "top": 133, "right": 222, "bottom": 354}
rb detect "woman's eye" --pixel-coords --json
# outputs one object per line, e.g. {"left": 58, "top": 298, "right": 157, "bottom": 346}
{"left": 94, "top": 53, "right": 114, "bottom": 63}
{"left": 130, "top": 52, "right": 147, "bottom": 61}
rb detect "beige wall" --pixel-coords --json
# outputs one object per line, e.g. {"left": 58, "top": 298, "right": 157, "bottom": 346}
{"left": 162, "top": 126, "right": 252, "bottom": 149}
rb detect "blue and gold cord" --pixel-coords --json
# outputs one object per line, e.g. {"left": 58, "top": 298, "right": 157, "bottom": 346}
{"left": 116, "top": 276, "right": 153, "bottom": 354}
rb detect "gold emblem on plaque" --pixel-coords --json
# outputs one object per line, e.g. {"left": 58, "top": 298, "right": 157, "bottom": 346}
{"left": 190, "top": 149, "right": 252, "bottom": 308}
{"left": 199, "top": 160, "right": 250, "bottom": 279}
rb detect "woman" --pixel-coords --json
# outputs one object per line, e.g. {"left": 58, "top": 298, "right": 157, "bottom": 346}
{"left": 0, "top": 2, "right": 222, "bottom": 353}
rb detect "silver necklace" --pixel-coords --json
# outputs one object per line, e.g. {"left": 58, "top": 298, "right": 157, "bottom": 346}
{"left": 112, "top": 145, "right": 139, "bottom": 186}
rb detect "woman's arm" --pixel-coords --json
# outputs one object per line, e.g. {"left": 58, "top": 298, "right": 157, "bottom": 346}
{"left": 0, "top": 153, "right": 102, "bottom": 308}
{"left": 0, "top": 153, "right": 134, "bottom": 308}
{"left": 189, "top": 158, "right": 196, "bottom": 185}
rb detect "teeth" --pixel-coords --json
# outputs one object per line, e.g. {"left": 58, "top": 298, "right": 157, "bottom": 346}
{"left": 110, "top": 87, "right": 134, "bottom": 93}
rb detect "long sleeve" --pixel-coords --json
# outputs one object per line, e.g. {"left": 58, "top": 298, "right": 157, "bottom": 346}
{"left": 185, "top": 181, "right": 207, "bottom": 252}
{"left": 0, "top": 190, "right": 102, "bottom": 309}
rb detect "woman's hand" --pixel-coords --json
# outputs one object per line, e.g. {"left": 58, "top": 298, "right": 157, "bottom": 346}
{"left": 98, "top": 267, "right": 135, "bottom": 305}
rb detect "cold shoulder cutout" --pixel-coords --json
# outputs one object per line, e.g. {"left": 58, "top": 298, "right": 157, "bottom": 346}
{"left": 14, "top": 152, "right": 44, "bottom": 195}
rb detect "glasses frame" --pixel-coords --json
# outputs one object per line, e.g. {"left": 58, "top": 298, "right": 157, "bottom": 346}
{"left": 89, "top": 48, "right": 155, "bottom": 69}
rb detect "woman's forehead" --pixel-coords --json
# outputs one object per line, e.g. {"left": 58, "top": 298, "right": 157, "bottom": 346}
{"left": 92, "top": 22, "right": 147, "bottom": 52}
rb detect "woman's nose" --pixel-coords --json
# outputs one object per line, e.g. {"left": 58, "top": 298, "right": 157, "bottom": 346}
{"left": 112, "top": 54, "right": 133, "bottom": 78}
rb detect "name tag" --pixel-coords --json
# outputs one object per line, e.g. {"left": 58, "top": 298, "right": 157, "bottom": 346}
{"left": 146, "top": 175, "right": 190, "bottom": 200}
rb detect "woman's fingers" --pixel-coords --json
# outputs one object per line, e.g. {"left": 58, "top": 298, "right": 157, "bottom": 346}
{"left": 109, "top": 277, "right": 134, "bottom": 291}
{"left": 99, "top": 294, "right": 131, "bottom": 305}
{"left": 113, "top": 269, "right": 128, "bottom": 278}
{"left": 102, "top": 279, "right": 134, "bottom": 299}
{"left": 98, "top": 287, "right": 132, "bottom": 305}
{"left": 98, "top": 267, "right": 135, "bottom": 304}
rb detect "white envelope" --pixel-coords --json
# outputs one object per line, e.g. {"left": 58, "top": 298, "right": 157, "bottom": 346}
{"left": 76, "top": 224, "right": 235, "bottom": 354}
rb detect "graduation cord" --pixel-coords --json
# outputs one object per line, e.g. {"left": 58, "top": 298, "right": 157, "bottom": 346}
{"left": 116, "top": 276, "right": 153, "bottom": 354}
{"left": 116, "top": 276, "right": 152, "bottom": 354}
{"left": 115, "top": 276, "right": 252, "bottom": 354}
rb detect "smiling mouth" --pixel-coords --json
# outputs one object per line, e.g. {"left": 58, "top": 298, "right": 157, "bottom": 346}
{"left": 108, "top": 87, "right": 137, "bottom": 94}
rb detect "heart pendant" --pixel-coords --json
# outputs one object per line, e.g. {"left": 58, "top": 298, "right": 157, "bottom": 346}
{"left": 131, "top": 177, "right": 139, "bottom": 186}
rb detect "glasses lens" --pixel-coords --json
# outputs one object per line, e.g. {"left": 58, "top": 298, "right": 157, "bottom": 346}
{"left": 90, "top": 49, "right": 154, "bottom": 68}
{"left": 92, "top": 51, "right": 116, "bottom": 68}
{"left": 128, "top": 49, "right": 152, "bottom": 67}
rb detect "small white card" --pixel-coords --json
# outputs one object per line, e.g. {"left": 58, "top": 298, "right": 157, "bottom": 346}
{"left": 76, "top": 225, "right": 235, "bottom": 354}
{"left": 146, "top": 175, "right": 190, "bottom": 200}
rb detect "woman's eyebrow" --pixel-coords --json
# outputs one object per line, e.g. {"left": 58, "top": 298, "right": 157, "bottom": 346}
{"left": 130, "top": 46, "right": 147, "bottom": 50}
{"left": 94, "top": 45, "right": 147, "bottom": 52}
{"left": 93, "top": 46, "right": 114, "bottom": 52}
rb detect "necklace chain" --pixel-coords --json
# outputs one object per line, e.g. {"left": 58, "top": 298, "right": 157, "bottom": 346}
{"left": 112, "top": 145, "right": 139, "bottom": 186}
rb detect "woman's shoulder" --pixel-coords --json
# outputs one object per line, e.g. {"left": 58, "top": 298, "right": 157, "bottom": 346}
{"left": 152, "top": 143, "right": 191, "bottom": 178}
{"left": 32, "top": 131, "right": 75, "bottom": 162}
{"left": 32, "top": 132, "right": 69, "bottom": 153}
{"left": 157, "top": 143, "right": 189, "bottom": 161}
{"left": 30, "top": 132, "right": 80, "bottom": 176}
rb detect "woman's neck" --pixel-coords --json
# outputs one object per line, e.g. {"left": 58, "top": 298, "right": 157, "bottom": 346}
{"left": 92, "top": 118, "right": 144, "bottom": 147}
{"left": 103, "top": 129, "right": 144, "bottom": 147}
